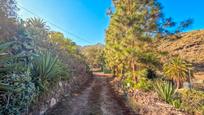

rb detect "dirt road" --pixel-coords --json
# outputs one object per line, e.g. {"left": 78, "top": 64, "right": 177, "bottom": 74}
{"left": 46, "top": 75, "right": 135, "bottom": 115}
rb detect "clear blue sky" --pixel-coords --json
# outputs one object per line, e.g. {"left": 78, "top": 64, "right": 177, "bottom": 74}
{"left": 17, "top": 0, "right": 204, "bottom": 46}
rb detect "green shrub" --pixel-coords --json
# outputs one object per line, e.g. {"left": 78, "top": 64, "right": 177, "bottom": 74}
{"left": 0, "top": 72, "right": 36, "bottom": 115}
{"left": 0, "top": 41, "right": 17, "bottom": 75}
{"left": 122, "top": 72, "right": 152, "bottom": 91}
{"left": 134, "top": 78, "right": 152, "bottom": 91}
{"left": 178, "top": 89, "right": 204, "bottom": 113}
{"left": 0, "top": 40, "right": 36, "bottom": 114}
{"left": 171, "top": 99, "right": 181, "bottom": 109}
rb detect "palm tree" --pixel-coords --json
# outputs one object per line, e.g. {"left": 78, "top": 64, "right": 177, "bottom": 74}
{"left": 163, "top": 57, "right": 191, "bottom": 91}
{"left": 26, "top": 17, "right": 48, "bottom": 29}
{"left": 26, "top": 17, "right": 50, "bottom": 51}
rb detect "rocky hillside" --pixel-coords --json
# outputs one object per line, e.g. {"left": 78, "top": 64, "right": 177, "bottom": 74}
{"left": 158, "top": 30, "right": 204, "bottom": 80}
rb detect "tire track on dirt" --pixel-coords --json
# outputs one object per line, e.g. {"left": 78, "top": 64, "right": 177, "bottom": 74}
{"left": 46, "top": 76, "right": 136, "bottom": 115}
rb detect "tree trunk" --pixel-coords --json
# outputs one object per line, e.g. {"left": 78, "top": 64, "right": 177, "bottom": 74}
{"left": 176, "top": 80, "right": 180, "bottom": 92}
{"left": 132, "top": 62, "right": 137, "bottom": 82}
{"left": 113, "top": 66, "right": 116, "bottom": 77}
{"left": 120, "top": 66, "right": 124, "bottom": 77}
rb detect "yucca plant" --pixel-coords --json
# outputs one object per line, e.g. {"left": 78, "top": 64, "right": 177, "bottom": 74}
{"left": 154, "top": 81, "right": 175, "bottom": 103}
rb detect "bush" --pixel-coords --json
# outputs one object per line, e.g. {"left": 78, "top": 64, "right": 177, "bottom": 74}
{"left": 171, "top": 99, "right": 181, "bottom": 109}
{"left": 0, "top": 72, "right": 36, "bottom": 115}
{"left": 134, "top": 78, "right": 153, "bottom": 91}
{"left": 122, "top": 70, "right": 153, "bottom": 91}
{"left": 178, "top": 89, "right": 204, "bottom": 113}
{"left": 0, "top": 40, "right": 36, "bottom": 114}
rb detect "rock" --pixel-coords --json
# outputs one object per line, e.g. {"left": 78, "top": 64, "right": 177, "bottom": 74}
{"left": 39, "top": 105, "right": 48, "bottom": 115}
{"left": 183, "top": 82, "right": 192, "bottom": 89}
{"left": 59, "top": 81, "right": 63, "bottom": 87}
{"left": 50, "top": 98, "right": 57, "bottom": 108}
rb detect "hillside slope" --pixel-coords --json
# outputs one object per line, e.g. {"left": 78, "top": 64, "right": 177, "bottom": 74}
{"left": 158, "top": 30, "right": 204, "bottom": 80}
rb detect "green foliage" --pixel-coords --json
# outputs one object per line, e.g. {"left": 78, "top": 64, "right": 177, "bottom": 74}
{"left": 163, "top": 57, "right": 191, "bottom": 89}
{"left": 0, "top": 72, "right": 36, "bottom": 115}
{"left": 26, "top": 17, "right": 50, "bottom": 51}
{"left": 0, "top": 41, "right": 16, "bottom": 74}
{"left": 171, "top": 99, "right": 181, "bottom": 109}
{"left": 123, "top": 77, "right": 152, "bottom": 92}
{"left": 81, "top": 43, "right": 105, "bottom": 69}
{"left": 49, "top": 32, "right": 78, "bottom": 55}
{"left": 178, "top": 89, "right": 204, "bottom": 113}
{"left": 0, "top": 1, "right": 91, "bottom": 114}
{"left": 123, "top": 69, "right": 153, "bottom": 91}
{"left": 31, "top": 52, "right": 67, "bottom": 91}
{"left": 154, "top": 81, "right": 184, "bottom": 109}
{"left": 138, "top": 52, "right": 160, "bottom": 68}
{"left": 0, "top": 23, "right": 88, "bottom": 114}
{"left": 0, "top": 39, "right": 36, "bottom": 114}
{"left": 154, "top": 81, "right": 175, "bottom": 103}
{"left": 32, "top": 52, "right": 59, "bottom": 79}
{"left": 134, "top": 78, "right": 153, "bottom": 91}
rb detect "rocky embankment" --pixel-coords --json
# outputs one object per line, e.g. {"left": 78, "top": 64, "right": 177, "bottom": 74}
{"left": 110, "top": 78, "right": 186, "bottom": 115}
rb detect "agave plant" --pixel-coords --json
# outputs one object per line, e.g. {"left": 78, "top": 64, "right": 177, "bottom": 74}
{"left": 154, "top": 81, "right": 175, "bottom": 103}
{"left": 31, "top": 52, "right": 66, "bottom": 91}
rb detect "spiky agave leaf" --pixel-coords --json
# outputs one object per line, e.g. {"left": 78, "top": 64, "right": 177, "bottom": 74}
{"left": 0, "top": 41, "right": 15, "bottom": 53}
{"left": 0, "top": 82, "right": 14, "bottom": 91}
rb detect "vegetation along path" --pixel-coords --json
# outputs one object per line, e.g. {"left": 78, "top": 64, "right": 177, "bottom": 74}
{"left": 46, "top": 74, "right": 135, "bottom": 115}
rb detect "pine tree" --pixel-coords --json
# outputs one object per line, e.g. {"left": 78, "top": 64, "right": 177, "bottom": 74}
{"left": 105, "top": 0, "right": 162, "bottom": 79}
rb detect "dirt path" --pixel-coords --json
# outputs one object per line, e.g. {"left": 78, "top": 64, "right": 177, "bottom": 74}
{"left": 46, "top": 76, "right": 135, "bottom": 115}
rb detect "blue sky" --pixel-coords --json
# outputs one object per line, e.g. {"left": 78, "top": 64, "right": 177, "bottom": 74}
{"left": 17, "top": 0, "right": 204, "bottom": 46}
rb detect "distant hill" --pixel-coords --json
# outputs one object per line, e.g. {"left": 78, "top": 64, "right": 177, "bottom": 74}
{"left": 158, "top": 30, "right": 204, "bottom": 80}
{"left": 81, "top": 43, "right": 104, "bottom": 49}
{"left": 80, "top": 43, "right": 105, "bottom": 68}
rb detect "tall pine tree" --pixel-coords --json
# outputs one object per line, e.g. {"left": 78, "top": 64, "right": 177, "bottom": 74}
{"left": 105, "top": 0, "right": 163, "bottom": 79}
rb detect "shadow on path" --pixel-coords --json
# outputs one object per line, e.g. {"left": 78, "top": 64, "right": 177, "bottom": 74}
{"left": 46, "top": 74, "right": 136, "bottom": 115}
